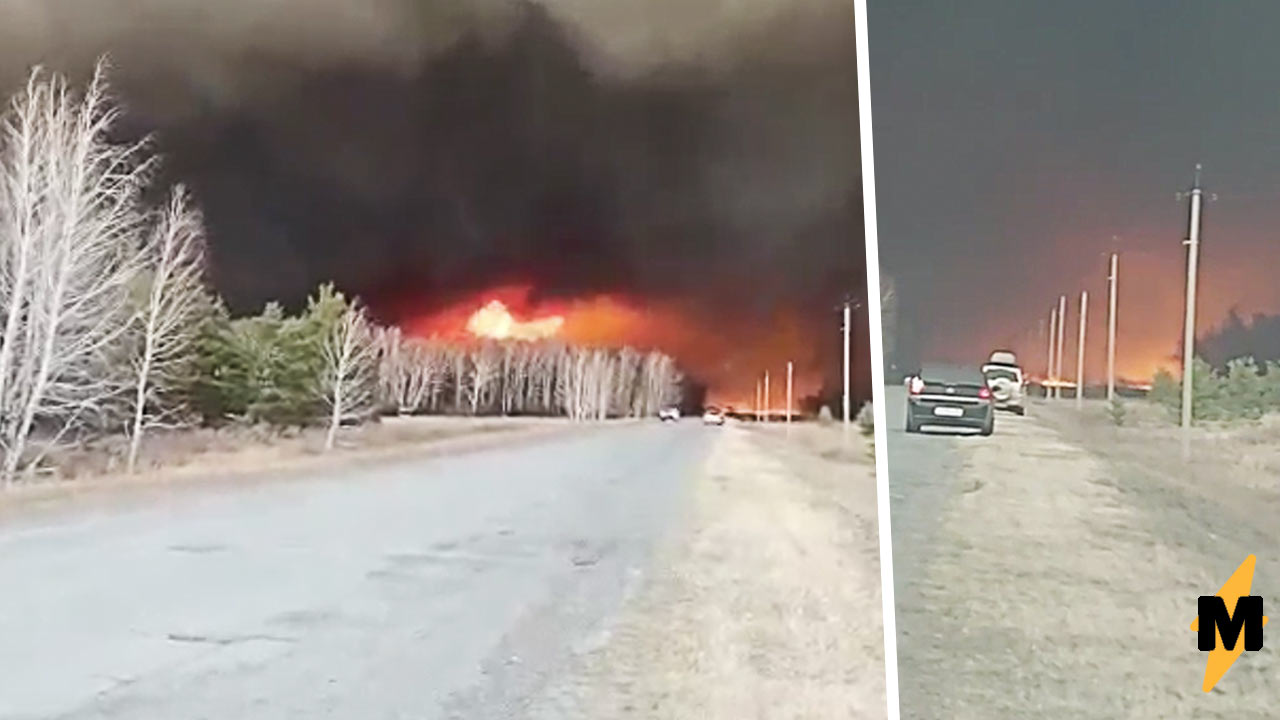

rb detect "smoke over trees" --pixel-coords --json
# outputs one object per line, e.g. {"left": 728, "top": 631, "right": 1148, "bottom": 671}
{"left": 0, "top": 63, "right": 685, "bottom": 484}
{"left": 0, "top": 0, "right": 864, "bottom": 403}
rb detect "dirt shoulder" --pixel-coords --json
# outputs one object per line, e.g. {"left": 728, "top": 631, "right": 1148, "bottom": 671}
{"left": 896, "top": 401, "right": 1275, "bottom": 719}
{"left": 530, "top": 422, "right": 887, "bottom": 720}
{"left": 0, "top": 417, "right": 616, "bottom": 521}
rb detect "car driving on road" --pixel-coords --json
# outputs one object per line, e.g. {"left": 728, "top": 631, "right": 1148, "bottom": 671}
{"left": 905, "top": 363, "right": 995, "bottom": 435}
{"left": 982, "top": 350, "right": 1026, "bottom": 415}
{"left": 659, "top": 407, "right": 681, "bottom": 422}
{"left": 702, "top": 406, "right": 726, "bottom": 425}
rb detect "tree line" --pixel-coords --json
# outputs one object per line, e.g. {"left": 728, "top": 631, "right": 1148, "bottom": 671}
{"left": 0, "top": 61, "right": 682, "bottom": 484}
{"left": 1149, "top": 357, "right": 1280, "bottom": 423}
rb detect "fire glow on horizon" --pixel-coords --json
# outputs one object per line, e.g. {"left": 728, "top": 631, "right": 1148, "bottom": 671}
{"left": 390, "top": 283, "right": 827, "bottom": 410}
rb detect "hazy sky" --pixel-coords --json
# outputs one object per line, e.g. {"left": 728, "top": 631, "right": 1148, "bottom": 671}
{"left": 870, "top": 1, "right": 1280, "bottom": 379}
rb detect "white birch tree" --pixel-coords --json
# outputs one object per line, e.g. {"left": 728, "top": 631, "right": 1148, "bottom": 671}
{"left": 0, "top": 60, "right": 152, "bottom": 483}
{"left": 318, "top": 295, "right": 378, "bottom": 451}
{"left": 125, "top": 184, "right": 209, "bottom": 472}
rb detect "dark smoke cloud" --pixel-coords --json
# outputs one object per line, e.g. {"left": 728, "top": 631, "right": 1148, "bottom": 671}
{"left": 0, "top": 0, "right": 864, "bottom": 397}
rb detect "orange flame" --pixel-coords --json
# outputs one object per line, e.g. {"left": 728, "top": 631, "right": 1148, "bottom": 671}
{"left": 395, "top": 282, "right": 828, "bottom": 405}
{"left": 465, "top": 299, "right": 564, "bottom": 340}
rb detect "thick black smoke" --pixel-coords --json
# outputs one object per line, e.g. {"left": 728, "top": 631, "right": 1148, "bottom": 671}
{"left": 1200, "top": 311, "right": 1280, "bottom": 370}
{"left": 0, "top": 0, "right": 865, "bottom": 396}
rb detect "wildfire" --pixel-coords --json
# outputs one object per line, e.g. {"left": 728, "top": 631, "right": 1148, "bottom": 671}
{"left": 465, "top": 299, "right": 563, "bottom": 340}
{"left": 389, "top": 282, "right": 827, "bottom": 405}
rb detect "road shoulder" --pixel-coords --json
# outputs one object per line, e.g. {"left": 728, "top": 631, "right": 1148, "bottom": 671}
{"left": 896, "top": 403, "right": 1273, "bottom": 719}
{"left": 530, "top": 423, "right": 887, "bottom": 719}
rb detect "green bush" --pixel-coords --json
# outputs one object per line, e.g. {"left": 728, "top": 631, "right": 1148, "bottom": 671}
{"left": 192, "top": 290, "right": 347, "bottom": 427}
{"left": 1108, "top": 398, "right": 1126, "bottom": 426}
{"left": 1146, "top": 355, "right": 1280, "bottom": 423}
{"left": 856, "top": 401, "right": 875, "bottom": 435}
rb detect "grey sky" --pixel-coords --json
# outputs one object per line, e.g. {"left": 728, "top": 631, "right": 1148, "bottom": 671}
{"left": 870, "top": 1, "right": 1280, "bottom": 377}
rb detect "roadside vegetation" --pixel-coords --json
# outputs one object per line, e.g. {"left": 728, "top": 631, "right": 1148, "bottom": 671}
{"left": 0, "top": 61, "right": 682, "bottom": 485}
{"left": 1149, "top": 356, "right": 1280, "bottom": 422}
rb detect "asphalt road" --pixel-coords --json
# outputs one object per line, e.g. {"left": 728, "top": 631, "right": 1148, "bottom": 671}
{"left": 882, "top": 385, "right": 974, "bottom": 716}
{"left": 0, "top": 421, "right": 713, "bottom": 720}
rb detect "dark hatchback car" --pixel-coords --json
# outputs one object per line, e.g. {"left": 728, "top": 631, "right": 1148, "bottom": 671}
{"left": 905, "top": 363, "right": 995, "bottom": 435}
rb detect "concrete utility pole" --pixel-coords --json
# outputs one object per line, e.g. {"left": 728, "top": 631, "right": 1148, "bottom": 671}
{"left": 1044, "top": 304, "right": 1054, "bottom": 397}
{"left": 1180, "top": 165, "right": 1206, "bottom": 431}
{"left": 764, "top": 370, "right": 771, "bottom": 423}
{"left": 843, "top": 301, "right": 852, "bottom": 426}
{"left": 1107, "top": 252, "right": 1118, "bottom": 402}
{"left": 755, "top": 379, "right": 762, "bottom": 421}
{"left": 1056, "top": 294, "right": 1067, "bottom": 399}
{"left": 786, "top": 361, "right": 794, "bottom": 427}
{"left": 1076, "top": 291, "right": 1088, "bottom": 409}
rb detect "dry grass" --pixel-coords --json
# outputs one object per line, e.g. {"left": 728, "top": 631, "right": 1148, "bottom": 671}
{"left": 1043, "top": 397, "right": 1280, "bottom": 491}
{"left": 0, "top": 416, "right": 606, "bottom": 515}
{"left": 900, "top": 400, "right": 1279, "bottom": 718}
{"left": 533, "top": 423, "right": 886, "bottom": 719}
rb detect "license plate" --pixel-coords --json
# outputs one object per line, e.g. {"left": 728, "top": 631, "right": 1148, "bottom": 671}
{"left": 934, "top": 406, "right": 964, "bottom": 418}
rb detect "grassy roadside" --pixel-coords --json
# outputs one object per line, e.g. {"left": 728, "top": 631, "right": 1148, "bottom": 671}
{"left": 897, "top": 400, "right": 1276, "bottom": 719}
{"left": 531, "top": 422, "right": 887, "bottom": 719}
{"left": 0, "top": 417, "right": 627, "bottom": 518}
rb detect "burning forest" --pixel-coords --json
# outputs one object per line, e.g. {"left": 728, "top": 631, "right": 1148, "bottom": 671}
{"left": 0, "top": 0, "right": 867, "bottom": 413}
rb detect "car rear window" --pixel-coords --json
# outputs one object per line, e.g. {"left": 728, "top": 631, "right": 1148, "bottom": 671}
{"left": 984, "top": 368, "right": 1019, "bottom": 382}
{"left": 919, "top": 364, "right": 986, "bottom": 385}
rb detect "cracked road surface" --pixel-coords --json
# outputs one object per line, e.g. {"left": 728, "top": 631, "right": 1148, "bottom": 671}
{"left": 0, "top": 422, "right": 711, "bottom": 720}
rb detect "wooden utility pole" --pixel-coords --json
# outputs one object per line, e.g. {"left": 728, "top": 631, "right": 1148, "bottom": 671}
{"left": 764, "top": 370, "right": 771, "bottom": 423}
{"left": 1047, "top": 306, "right": 1058, "bottom": 399}
{"left": 1076, "top": 291, "right": 1088, "bottom": 409}
{"left": 1055, "top": 295, "right": 1067, "bottom": 400}
{"left": 786, "top": 361, "right": 794, "bottom": 427}
{"left": 1107, "top": 252, "right": 1118, "bottom": 402}
{"left": 1179, "top": 165, "right": 1206, "bottom": 431}
{"left": 843, "top": 301, "right": 852, "bottom": 427}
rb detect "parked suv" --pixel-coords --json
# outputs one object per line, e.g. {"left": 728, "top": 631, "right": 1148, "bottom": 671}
{"left": 981, "top": 350, "right": 1026, "bottom": 415}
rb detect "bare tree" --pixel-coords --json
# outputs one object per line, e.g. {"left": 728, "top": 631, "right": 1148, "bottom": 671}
{"left": 403, "top": 338, "right": 444, "bottom": 413}
{"left": 590, "top": 349, "right": 612, "bottom": 420}
{"left": 613, "top": 347, "right": 639, "bottom": 417}
{"left": 532, "top": 342, "right": 561, "bottom": 414}
{"left": 320, "top": 300, "right": 378, "bottom": 451}
{"left": 499, "top": 341, "right": 522, "bottom": 415}
{"left": 450, "top": 346, "right": 467, "bottom": 413}
{"left": 0, "top": 60, "right": 152, "bottom": 483}
{"left": 125, "top": 185, "right": 209, "bottom": 472}
{"left": 467, "top": 342, "right": 500, "bottom": 415}
{"left": 374, "top": 325, "right": 407, "bottom": 413}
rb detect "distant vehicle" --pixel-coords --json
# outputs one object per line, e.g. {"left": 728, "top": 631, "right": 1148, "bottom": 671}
{"left": 702, "top": 407, "right": 726, "bottom": 426}
{"left": 659, "top": 407, "right": 681, "bottom": 422}
{"left": 982, "top": 350, "right": 1026, "bottom": 416}
{"left": 905, "top": 363, "right": 994, "bottom": 435}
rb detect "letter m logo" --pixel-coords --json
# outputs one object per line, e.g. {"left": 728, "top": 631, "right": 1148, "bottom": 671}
{"left": 1198, "top": 596, "right": 1264, "bottom": 651}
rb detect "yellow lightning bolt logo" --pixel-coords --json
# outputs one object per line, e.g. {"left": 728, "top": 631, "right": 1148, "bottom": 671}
{"left": 1190, "top": 555, "right": 1267, "bottom": 693}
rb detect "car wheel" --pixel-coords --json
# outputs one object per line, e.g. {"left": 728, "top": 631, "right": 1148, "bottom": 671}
{"left": 979, "top": 413, "right": 994, "bottom": 436}
{"left": 1013, "top": 406, "right": 1026, "bottom": 416}
{"left": 905, "top": 411, "right": 918, "bottom": 433}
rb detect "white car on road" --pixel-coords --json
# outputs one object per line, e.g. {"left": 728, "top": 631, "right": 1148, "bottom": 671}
{"left": 702, "top": 407, "right": 726, "bottom": 425}
{"left": 659, "top": 407, "right": 681, "bottom": 422}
